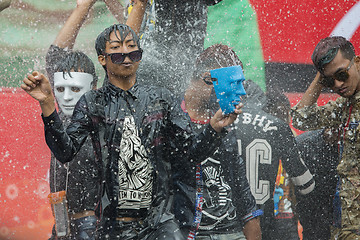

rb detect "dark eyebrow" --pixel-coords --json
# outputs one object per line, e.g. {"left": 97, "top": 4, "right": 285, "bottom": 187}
{"left": 325, "top": 59, "right": 352, "bottom": 76}
{"left": 108, "top": 39, "right": 136, "bottom": 44}
{"left": 334, "top": 67, "right": 346, "bottom": 74}
{"left": 333, "top": 62, "right": 351, "bottom": 74}
{"left": 108, "top": 40, "right": 121, "bottom": 44}
{"left": 125, "top": 38, "right": 136, "bottom": 44}
{"left": 324, "top": 67, "right": 344, "bottom": 78}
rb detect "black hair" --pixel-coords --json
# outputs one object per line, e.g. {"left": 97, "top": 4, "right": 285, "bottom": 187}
{"left": 95, "top": 24, "right": 140, "bottom": 56}
{"left": 53, "top": 50, "right": 97, "bottom": 88}
{"left": 263, "top": 86, "right": 291, "bottom": 123}
{"left": 312, "top": 36, "right": 355, "bottom": 73}
{"left": 193, "top": 44, "right": 243, "bottom": 81}
{"left": 95, "top": 24, "right": 140, "bottom": 74}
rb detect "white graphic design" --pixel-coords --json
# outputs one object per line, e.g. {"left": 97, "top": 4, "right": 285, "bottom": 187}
{"left": 331, "top": 2, "right": 360, "bottom": 39}
{"left": 118, "top": 116, "right": 153, "bottom": 210}
{"left": 199, "top": 157, "right": 236, "bottom": 230}
{"left": 240, "top": 139, "right": 272, "bottom": 205}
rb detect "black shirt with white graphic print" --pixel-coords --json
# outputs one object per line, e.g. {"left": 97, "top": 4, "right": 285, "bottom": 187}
{"left": 172, "top": 102, "right": 257, "bottom": 235}
{"left": 233, "top": 80, "right": 315, "bottom": 239}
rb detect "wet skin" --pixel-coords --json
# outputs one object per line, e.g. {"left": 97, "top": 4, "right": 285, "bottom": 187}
{"left": 323, "top": 51, "right": 360, "bottom": 98}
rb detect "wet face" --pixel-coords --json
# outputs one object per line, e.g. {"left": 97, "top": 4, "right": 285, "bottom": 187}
{"left": 323, "top": 51, "right": 360, "bottom": 98}
{"left": 99, "top": 31, "right": 141, "bottom": 79}
{"left": 53, "top": 72, "right": 93, "bottom": 116}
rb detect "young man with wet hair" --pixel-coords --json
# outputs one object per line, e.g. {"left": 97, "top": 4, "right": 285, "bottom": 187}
{"left": 45, "top": 1, "right": 99, "bottom": 239}
{"left": 21, "top": 23, "right": 242, "bottom": 239}
{"left": 175, "top": 44, "right": 262, "bottom": 240}
{"left": 291, "top": 36, "right": 360, "bottom": 239}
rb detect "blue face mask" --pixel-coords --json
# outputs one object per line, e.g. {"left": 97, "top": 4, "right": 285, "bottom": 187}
{"left": 210, "top": 65, "right": 246, "bottom": 115}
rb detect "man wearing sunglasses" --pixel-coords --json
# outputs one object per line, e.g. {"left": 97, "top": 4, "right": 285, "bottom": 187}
{"left": 21, "top": 23, "right": 242, "bottom": 239}
{"left": 291, "top": 36, "right": 360, "bottom": 239}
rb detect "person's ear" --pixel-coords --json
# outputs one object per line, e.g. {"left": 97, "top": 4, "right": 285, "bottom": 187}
{"left": 98, "top": 55, "right": 106, "bottom": 66}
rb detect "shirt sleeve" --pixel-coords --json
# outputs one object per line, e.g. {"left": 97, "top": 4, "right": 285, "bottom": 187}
{"left": 42, "top": 94, "right": 93, "bottom": 163}
{"left": 278, "top": 123, "right": 315, "bottom": 195}
{"left": 291, "top": 97, "right": 345, "bottom": 131}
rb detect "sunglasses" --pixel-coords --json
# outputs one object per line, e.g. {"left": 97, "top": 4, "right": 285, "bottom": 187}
{"left": 320, "top": 57, "right": 354, "bottom": 87}
{"left": 202, "top": 76, "right": 215, "bottom": 85}
{"left": 104, "top": 49, "right": 143, "bottom": 64}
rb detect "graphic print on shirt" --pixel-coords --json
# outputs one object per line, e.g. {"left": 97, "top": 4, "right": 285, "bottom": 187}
{"left": 238, "top": 138, "right": 272, "bottom": 205}
{"left": 117, "top": 116, "right": 153, "bottom": 210}
{"left": 199, "top": 157, "right": 237, "bottom": 230}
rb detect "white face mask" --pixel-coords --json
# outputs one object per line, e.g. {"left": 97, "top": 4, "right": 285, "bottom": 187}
{"left": 53, "top": 72, "right": 94, "bottom": 116}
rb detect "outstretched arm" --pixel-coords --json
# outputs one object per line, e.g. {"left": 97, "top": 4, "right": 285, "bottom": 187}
{"left": 125, "top": 0, "right": 147, "bottom": 35}
{"left": 103, "top": 0, "right": 126, "bottom": 24}
{"left": 53, "top": 0, "right": 97, "bottom": 49}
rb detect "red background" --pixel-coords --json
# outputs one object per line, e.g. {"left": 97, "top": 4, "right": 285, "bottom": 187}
{"left": 251, "top": 0, "right": 360, "bottom": 63}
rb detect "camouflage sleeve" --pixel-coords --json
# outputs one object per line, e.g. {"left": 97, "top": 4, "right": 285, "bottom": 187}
{"left": 291, "top": 98, "right": 345, "bottom": 131}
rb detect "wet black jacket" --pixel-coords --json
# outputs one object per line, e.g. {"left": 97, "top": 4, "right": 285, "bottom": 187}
{"left": 42, "top": 81, "right": 225, "bottom": 227}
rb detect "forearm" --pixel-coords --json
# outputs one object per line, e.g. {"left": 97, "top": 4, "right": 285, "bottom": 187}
{"left": 243, "top": 218, "right": 262, "bottom": 240}
{"left": 104, "top": 0, "right": 126, "bottom": 23}
{"left": 43, "top": 111, "right": 77, "bottom": 163}
{"left": 53, "top": 1, "right": 96, "bottom": 49}
{"left": 125, "top": 0, "right": 146, "bottom": 35}
{"left": 40, "top": 95, "right": 56, "bottom": 117}
{"left": 295, "top": 72, "right": 323, "bottom": 109}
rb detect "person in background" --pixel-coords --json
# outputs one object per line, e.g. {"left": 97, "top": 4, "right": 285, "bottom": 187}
{"left": 234, "top": 78, "right": 315, "bottom": 239}
{"left": 264, "top": 87, "right": 292, "bottom": 125}
{"left": 291, "top": 36, "right": 360, "bottom": 239}
{"left": 46, "top": 1, "right": 100, "bottom": 239}
{"left": 295, "top": 128, "right": 339, "bottom": 240}
{"left": 263, "top": 86, "right": 300, "bottom": 240}
{"left": 22, "top": 23, "right": 242, "bottom": 239}
{"left": 174, "top": 44, "right": 262, "bottom": 240}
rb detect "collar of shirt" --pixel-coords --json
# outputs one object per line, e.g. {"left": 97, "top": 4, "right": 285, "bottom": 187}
{"left": 107, "top": 80, "right": 140, "bottom": 100}
{"left": 348, "top": 90, "right": 360, "bottom": 106}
